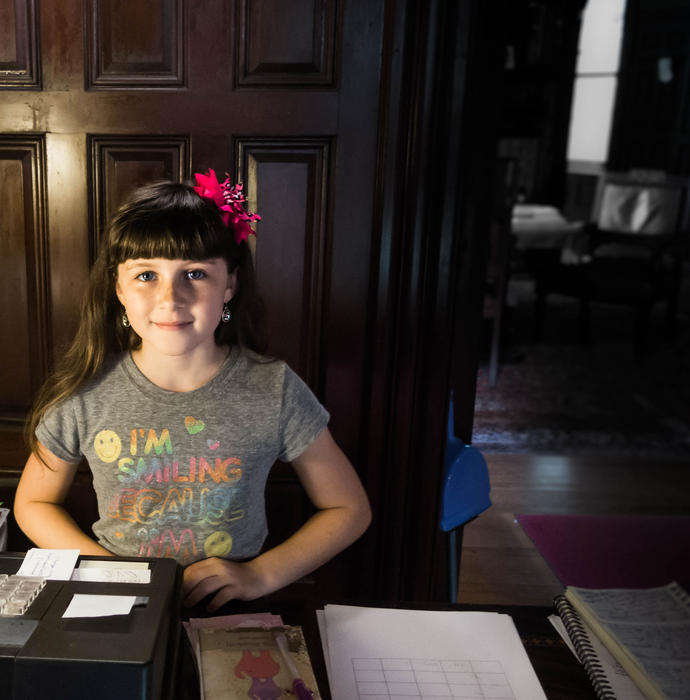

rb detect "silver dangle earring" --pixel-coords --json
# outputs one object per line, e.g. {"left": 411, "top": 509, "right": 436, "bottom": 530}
{"left": 122, "top": 310, "right": 130, "bottom": 328}
{"left": 221, "top": 303, "right": 231, "bottom": 323}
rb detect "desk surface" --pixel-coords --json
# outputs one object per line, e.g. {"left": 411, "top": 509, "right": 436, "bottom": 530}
{"left": 177, "top": 599, "right": 597, "bottom": 700}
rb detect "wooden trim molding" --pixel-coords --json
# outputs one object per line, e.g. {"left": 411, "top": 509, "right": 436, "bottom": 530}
{"left": 0, "top": 0, "right": 41, "bottom": 89}
{"left": 356, "top": 0, "right": 501, "bottom": 602}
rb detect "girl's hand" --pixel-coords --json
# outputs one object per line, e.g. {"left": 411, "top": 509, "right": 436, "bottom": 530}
{"left": 182, "top": 427, "right": 371, "bottom": 613}
{"left": 182, "top": 557, "right": 266, "bottom": 611}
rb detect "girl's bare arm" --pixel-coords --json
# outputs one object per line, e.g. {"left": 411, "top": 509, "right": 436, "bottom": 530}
{"left": 182, "top": 427, "right": 371, "bottom": 609}
{"left": 14, "top": 444, "right": 112, "bottom": 555}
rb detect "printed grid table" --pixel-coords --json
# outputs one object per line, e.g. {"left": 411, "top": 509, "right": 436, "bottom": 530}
{"left": 352, "top": 658, "right": 515, "bottom": 699}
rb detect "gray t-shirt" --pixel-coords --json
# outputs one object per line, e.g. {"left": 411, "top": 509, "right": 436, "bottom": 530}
{"left": 36, "top": 348, "right": 329, "bottom": 565}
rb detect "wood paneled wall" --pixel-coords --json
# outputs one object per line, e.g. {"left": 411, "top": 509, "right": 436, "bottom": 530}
{"left": 0, "top": 0, "right": 499, "bottom": 602}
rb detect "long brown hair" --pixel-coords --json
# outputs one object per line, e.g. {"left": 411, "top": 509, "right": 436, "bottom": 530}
{"left": 26, "top": 181, "right": 267, "bottom": 459}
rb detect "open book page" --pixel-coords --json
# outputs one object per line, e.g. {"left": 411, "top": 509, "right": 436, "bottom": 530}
{"left": 320, "top": 605, "right": 546, "bottom": 700}
{"left": 565, "top": 582, "right": 690, "bottom": 700}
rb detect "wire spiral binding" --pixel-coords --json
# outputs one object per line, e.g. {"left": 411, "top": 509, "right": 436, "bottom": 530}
{"left": 554, "top": 595, "right": 616, "bottom": 700}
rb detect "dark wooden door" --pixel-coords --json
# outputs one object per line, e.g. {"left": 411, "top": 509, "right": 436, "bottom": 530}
{"left": 0, "top": 0, "right": 385, "bottom": 596}
{"left": 1, "top": 0, "right": 501, "bottom": 603}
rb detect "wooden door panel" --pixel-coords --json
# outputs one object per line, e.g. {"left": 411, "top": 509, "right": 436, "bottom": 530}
{"left": 88, "top": 134, "right": 190, "bottom": 248}
{"left": 85, "top": 0, "right": 185, "bottom": 89}
{"left": 236, "top": 0, "right": 337, "bottom": 86}
{"left": 0, "top": 0, "right": 40, "bottom": 89}
{"left": 238, "top": 137, "right": 330, "bottom": 386}
{"left": 0, "top": 136, "right": 49, "bottom": 421}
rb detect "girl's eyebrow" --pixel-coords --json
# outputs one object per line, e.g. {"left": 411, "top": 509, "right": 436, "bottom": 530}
{"left": 121, "top": 259, "right": 154, "bottom": 269}
{"left": 122, "top": 259, "right": 220, "bottom": 269}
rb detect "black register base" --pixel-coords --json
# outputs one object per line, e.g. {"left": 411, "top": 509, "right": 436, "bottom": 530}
{"left": 0, "top": 553, "right": 183, "bottom": 700}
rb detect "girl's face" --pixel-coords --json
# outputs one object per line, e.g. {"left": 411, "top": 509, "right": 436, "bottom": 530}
{"left": 115, "top": 257, "right": 236, "bottom": 361}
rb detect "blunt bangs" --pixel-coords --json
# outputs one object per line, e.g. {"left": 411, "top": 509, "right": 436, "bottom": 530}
{"left": 111, "top": 217, "right": 228, "bottom": 264}
{"left": 106, "top": 182, "right": 235, "bottom": 267}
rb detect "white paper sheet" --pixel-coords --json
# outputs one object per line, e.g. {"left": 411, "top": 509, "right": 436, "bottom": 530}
{"left": 548, "top": 614, "right": 578, "bottom": 657}
{"left": 17, "top": 548, "right": 79, "bottom": 580}
{"left": 321, "top": 605, "right": 547, "bottom": 700}
{"left": 62, "top": 594, "right": 137, "bottom": 618}
{"left": 70, "top": 567, "right": 151, "bottom": 583}
{"left": 316, "top": 610, "right": 332, "bottom": 685}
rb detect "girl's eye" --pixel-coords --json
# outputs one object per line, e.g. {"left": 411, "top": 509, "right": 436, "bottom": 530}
{"left": 137, "top": 271, "right": 155, "bottom": 282}
{"left": 186, "top": 270, "right": 206, "bottom": 280}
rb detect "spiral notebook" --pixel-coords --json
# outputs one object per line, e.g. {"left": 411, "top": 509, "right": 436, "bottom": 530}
{"left": 554, "top": 582, "right": 690, "bottom": 700}
{"left": 553, "top": 600, "right": 644, "bottom": 699}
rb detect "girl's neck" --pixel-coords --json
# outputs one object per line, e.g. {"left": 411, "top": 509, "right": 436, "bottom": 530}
{"left": 130, "top": 344, "right": 231, "bottom": 392}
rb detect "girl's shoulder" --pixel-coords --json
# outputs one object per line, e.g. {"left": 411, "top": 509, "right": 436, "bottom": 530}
{"left": 231, "top": 348, "right": 287, "bottom": 385}
{"left": 81, "top": 353, "right": 128, "bottom": 392}
{"left": 230, "top": 349, "right": 318, "bottom": 405}
{"left": 40, "top": 353, "right": 127, "bottom": 423}
{"left": 60, "top": 353, "right": 130, "bottom": 408}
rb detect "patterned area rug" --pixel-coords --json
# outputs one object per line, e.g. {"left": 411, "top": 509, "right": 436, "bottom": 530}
{"left": 471, "top": 277, "right": 690, "bottom": 457}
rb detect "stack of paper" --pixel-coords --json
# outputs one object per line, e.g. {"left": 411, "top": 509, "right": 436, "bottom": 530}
{"left": 184, "top": 613, "right": 320, "bottom": 700}
{"left": 317, "top": 605, "right": 546, "bottom": 700}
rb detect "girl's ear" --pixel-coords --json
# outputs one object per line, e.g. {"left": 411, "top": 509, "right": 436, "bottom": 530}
{"left": 115, "top": 279, "right": 123, "bottom": 305}
{"left": 225, "top": 269, "right": 238, "bottom": 303}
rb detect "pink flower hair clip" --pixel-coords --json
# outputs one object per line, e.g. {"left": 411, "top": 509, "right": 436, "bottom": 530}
{"left": 193, "top": 168, "right": 261, "bottom": 244}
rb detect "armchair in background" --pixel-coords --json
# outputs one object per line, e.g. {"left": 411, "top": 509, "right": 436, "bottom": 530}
{"left": 534, "top": 171, "right": 690, "bottom": 356}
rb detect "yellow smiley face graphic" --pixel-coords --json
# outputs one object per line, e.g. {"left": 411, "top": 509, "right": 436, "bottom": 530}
{"left": 94, "top": 430, "right": 122, "bottom": 463}
{"left": 204, "top": 530, "right": 233, "bottom": 557}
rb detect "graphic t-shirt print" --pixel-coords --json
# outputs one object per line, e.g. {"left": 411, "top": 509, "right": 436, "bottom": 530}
{"left": 96, "top": 415, "right": 244, "bottom": 564}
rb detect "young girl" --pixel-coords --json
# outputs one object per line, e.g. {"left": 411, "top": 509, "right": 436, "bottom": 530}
{"left": 14, "top": 172, "right": 371, "bottom": 611}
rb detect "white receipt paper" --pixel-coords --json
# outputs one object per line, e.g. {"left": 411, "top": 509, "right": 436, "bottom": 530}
{"left": 63, "top": 594, "right": 137, "bottom": 618}
{"left": 320, "top": 605, "right": 547, "bottom": 700}
{"left": 17, "top": 548, "right": 80, "bottom": 580}
{"left": 72, "top": 559, "right": 150, "bottom": 583}
{"left": 71, "top": 567, "right": 151, "bottom": 583}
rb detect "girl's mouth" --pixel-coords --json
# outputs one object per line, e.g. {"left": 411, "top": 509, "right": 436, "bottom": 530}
{"left": 153, "top": 321, "right": 192, "bottom": 330}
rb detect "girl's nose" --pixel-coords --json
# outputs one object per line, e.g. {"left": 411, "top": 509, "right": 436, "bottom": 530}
{"left": 158, "top": 278, "right": 185, "bottom": 306}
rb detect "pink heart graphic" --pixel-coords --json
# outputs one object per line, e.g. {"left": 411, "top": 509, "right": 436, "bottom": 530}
{"left": 207, "top": 440, "right": 220, "bottom": 450}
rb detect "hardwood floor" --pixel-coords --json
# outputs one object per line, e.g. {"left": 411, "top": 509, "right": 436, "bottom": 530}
{"left": 457, "top": 452, "right": 690, "bottom": 606}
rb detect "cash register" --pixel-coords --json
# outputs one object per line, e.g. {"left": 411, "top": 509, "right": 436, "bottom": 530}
{"left": 0, "top": 552, "right": 182, "bottom": 700}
